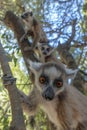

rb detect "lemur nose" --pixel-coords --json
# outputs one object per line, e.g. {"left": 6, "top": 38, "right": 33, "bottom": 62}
{"left": 21, "top": 15, "right": 24, "bottom": 19}
{"left": 42, "top": 87, "right": 55, "bottom": 101}
{"left": 43, "top": 52, "right": 47, "bottom": 55}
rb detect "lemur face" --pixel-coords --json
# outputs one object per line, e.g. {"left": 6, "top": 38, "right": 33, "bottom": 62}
{"left": 21, "top": 11, "right": 33, "bottom": 19}
{"left": 29, "top": 61, "right": 77, "bottom": 101}
{"left": 38, "top": 64, "right": 64, "bottom": 101}
{"left": 31, "top": 62, "right": 65, "bottom": 101}
{"left": 36, "top": 44, "right": 53, "bottom": 57}
{"left": 21, "top": 11, "right": 33, "bottom": 26}
{"left": 41, "top": 45, "right": 51, "bottom": 56}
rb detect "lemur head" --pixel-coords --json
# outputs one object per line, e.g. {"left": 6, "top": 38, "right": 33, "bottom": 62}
{"left": 35, "top": 43, "right": 56, "bottom": 59}
{"left": 39, "top": 44, "right": 51, "bottom": 56}
{"left": 29, "top": 61, "right": 77, "bottom": 101}
{"left": 21, "top": 11, "right": 33, "bottom": 26}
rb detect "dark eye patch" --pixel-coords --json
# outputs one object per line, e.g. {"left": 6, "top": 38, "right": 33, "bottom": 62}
{"left": 54, "top": 78, "right": 63, "bottom": 88}
{"left": 46, "top": 47, "right": 50, "bottom": 52}
{"left": 39, "top": 75, "right": 49, "bottom": 85}
{"left": 24, "top": 13, "right": 28, "bottom": 17}
{"left": 35, "top": 46, "right": 38, "bottom": 50}
{"left": 41, "top": 47, "right": 45, "bottom": 50}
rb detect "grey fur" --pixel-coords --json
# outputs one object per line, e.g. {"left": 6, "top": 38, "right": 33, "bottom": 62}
{"left": 18, "top": 62, "right": 87, "bottom": 130}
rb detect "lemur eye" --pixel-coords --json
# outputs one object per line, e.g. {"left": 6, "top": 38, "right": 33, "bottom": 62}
{"left": 25, "top": 13, "right": 28, "bottom": 16}
{"left": 55, "top": 79, "right": 63, "bottom": 88}
{"left": 41, "top": 47, "right": 45, "bottom": 50}
{"left": 39, "top": 76, "right": 46, "bottom": 84}
{"left": 47, "top": 48, "right": 50, "bottom": 52}
{"left": 35, "top": 46, "right": 38, "bottom": 50}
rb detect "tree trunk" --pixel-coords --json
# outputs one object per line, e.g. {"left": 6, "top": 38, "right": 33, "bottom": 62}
{"left": 0, "top": 42, "right": 26, "bottom": 130}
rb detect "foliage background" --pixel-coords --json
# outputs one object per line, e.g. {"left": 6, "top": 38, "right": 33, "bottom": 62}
{"left": 0, "top": 0, "right": 87, "bottom": 129}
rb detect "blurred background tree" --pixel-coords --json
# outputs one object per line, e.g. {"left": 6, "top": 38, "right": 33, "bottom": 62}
{"left": 0, "top": 0, "right": 87, "bottom": 130}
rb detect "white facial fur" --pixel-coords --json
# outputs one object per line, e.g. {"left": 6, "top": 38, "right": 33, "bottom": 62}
{"left": 30, "top": 62, "right": 68, "bottom": 93}
{"left": 35, "top": 43, "right": 56, "bottom": 62}
{"left": 21, "top": 11, "right": 33, "bottom": 29}
{"left": 37, "top": 43, "right": 55, "bottom": 57}
{"left": 41, "top": 66, "right": 65, "bottom": 95}
{"left": 28, "top": 61, "right": 78, "bottom": 100}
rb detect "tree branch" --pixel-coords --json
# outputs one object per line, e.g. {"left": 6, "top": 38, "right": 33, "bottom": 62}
{"left": 58, "top": 0, "right": 71, "bottom": 4}
{"left": 66, "top": 19, "right": 77, "bottom": 48}
{"left": 0, "top": 42, "right": 26, "bottom": 130}
{"left": 57, "top": 19, "right": 84, "bottom": 92}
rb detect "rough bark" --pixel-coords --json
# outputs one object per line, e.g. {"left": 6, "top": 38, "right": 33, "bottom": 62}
{"left": 0, "top": 42, "right": 26, "bottom": 130}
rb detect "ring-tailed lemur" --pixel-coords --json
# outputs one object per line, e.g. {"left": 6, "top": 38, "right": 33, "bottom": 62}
{"left": 20, "top": 11, "right": 47, "bottom": 50}
{"left": 18, "top": 61, "right": 87, "bottom": 130}
{"left": 34, "top": 43, "right": 60, "bottom": 63}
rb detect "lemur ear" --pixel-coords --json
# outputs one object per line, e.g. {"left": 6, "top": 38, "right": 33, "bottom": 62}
{"left": 27, "top": 60, "right": 42, "bottom": 73}
{"left": 65, "top": 68, "right": 78, "bottom": 79}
